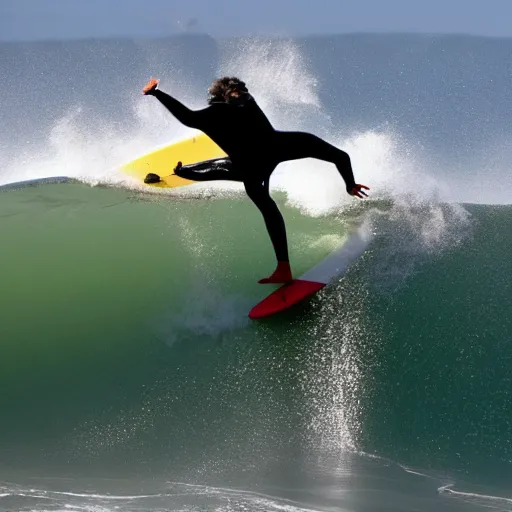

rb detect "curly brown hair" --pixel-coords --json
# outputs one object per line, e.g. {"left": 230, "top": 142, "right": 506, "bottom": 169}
{"left": 207, "top": 76, "right": 249, "bottom": 104}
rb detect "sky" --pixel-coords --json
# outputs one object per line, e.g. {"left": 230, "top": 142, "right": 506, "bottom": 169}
{"left": 1, "top": 0, "right": 512, "bottom": 41}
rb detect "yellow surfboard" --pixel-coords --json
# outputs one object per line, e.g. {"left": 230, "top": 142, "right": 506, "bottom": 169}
{"left": 120, "top": 133, "right": 226, "bottom": 188}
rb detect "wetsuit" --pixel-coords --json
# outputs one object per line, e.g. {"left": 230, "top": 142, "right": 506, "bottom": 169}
{"left": 151, "top": 89, "right": 357, "bottom": 263}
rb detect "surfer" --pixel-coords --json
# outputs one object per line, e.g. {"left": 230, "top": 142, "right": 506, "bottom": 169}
{"left": 142, "top": 77, "right": 369, "bottom": 284}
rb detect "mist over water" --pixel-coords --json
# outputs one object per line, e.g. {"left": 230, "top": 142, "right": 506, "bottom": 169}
{"left": 1, "top": 33, "right": 510, "bottom": 205}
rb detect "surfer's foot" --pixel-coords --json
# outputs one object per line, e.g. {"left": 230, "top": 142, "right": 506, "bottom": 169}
{"left": 258, "top": 261, "right": 293, "bottom": 284}
{"left": 142, "top": 78, "right": 159, "bottom": 95}
{"left": 173, "top": 161, "right": 183, "bottom": 175}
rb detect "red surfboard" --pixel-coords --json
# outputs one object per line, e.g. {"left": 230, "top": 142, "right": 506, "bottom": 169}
{"left": 249, "top": 230, "right": 369, "bottom": 319}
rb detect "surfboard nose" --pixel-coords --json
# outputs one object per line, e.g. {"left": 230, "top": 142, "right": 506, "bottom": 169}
{"left": 248, "top": 279, "right": 325, "bottom": 319}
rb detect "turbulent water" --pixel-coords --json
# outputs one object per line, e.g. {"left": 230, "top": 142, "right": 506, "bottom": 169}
{"left": 0, "top": 33, "right": 511, "bottom": 511}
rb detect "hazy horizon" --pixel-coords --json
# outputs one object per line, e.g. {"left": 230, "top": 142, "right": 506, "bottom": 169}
{"left": 2, "top": 0, "right": 512, "bottom": 42}
{"left": 4, "top": 30, "right": 512, "bottom": 44}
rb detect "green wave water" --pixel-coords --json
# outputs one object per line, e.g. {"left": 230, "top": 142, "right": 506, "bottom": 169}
{"left": 1, "top": 181, "right": 511, "bottom": 511}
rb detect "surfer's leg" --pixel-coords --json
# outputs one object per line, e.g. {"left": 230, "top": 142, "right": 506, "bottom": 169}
{"left": 244, "top": 179, "right": 292, "bottom": 284}
{"left": 275, "top": 131, "right": 358, "bottom": 194}
{"left": 173, "top": 158, "right": 244, "bottom": 182}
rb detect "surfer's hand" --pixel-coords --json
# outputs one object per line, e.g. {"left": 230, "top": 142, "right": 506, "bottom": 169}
{"left": 349, "top": 184, "right": 370, "bottom": 198}
{"left": 142, "top": 78, "right": 159, "bottom": 95}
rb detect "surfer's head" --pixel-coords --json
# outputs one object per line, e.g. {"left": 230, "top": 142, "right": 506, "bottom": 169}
{"left": 208, "top": 77, "right": 249, "bottom": 104}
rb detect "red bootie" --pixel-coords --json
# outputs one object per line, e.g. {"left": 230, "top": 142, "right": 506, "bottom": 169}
{"left": 258, "top": 261, "right": 293, "bottom": 284}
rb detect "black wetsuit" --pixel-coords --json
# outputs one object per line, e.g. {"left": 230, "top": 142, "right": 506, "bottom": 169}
{"left": 152, "top": 89, "right": 357, "bottom": 263}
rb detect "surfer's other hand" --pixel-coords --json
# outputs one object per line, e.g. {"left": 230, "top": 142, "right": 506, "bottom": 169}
{"left": 142, "top": 78, "right": 159, "bottom": 95}
{"left": 349, "top": 184, "right": 370, "bottom": 198}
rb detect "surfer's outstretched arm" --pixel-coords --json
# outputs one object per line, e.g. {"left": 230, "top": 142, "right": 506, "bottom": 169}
{"left": 142, "top": 78, "right": 205, "bottom": 130}
{"left": 275, "top": 131, "right": 369, "bottom": 198}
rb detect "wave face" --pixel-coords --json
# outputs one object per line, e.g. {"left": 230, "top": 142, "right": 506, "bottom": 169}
{"left": 0, "top": 33, "right": 511, "bottom": 511}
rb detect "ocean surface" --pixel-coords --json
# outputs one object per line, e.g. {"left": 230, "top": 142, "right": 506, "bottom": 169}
{"left": 0, "top": 33, "right": 511, "bottom": 511}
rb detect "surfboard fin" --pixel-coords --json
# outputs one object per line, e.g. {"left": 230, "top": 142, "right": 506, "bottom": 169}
{"left": 144, "top": 173, "right": 162, "bottom": 184}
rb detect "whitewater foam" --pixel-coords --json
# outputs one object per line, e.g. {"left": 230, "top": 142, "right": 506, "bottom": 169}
{"left": 438, "top": 484, "right": 512, "bottom": 508}
{"left": 0, "top": 37, "right": 458, "bottom": 213}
